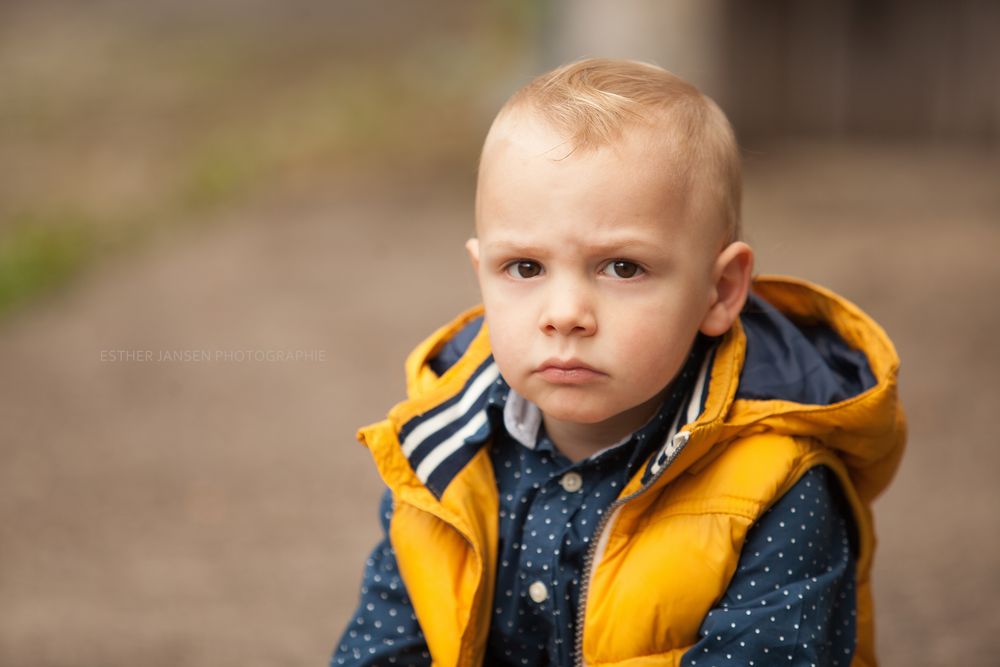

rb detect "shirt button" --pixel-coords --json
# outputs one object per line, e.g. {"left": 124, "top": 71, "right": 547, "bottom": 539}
{"left": 560, "top": 472, "right": 583, "bottom": 493}
{"left": 528, "top": 581, "right": 549, "bottom": 603}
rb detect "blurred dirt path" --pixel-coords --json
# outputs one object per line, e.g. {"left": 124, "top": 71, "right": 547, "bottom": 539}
{"left": 0, "top": 176, "right": 482, "bottom": 666}
{"left": 1, "top": 145, "right": 997, "bottom": 666}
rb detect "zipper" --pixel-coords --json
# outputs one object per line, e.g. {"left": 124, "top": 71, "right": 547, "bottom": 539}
{"left": 572, "top": 345, "right": 711, "bottom": 665}
{"left": 573, "top": 429, "right": 691, "bottom": 667}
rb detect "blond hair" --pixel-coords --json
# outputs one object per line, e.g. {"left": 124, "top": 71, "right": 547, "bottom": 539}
{"left": 494, "top": 58, "right": 742, "bottom": 242}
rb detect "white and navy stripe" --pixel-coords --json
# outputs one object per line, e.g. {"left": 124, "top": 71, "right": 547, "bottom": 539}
{"left": 399, "top": 356, "right": 502, "bottom": 497}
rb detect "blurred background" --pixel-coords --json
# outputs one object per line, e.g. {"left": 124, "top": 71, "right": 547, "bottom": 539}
{"left": 1, "top": 1, "right": 997, "bottom": 665}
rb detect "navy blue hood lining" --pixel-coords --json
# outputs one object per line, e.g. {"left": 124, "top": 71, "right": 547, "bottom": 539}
{"left": 428, "top": 317, "right": 484, "bottom": 378}
{"left": 737, "top": 294, "right": 876, "bottom": 406}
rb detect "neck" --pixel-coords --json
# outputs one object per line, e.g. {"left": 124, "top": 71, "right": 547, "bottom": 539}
{"left": 543, "top": 389, "right": 666, "bottom": 463}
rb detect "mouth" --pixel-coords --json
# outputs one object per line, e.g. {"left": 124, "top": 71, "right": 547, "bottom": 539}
{"left": 534, "top": 358, "right": 607, "bottom": 385}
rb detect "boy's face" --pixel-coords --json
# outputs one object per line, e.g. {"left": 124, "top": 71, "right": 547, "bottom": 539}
{"left": 468, "top": 111, "right": 731, "bottom": 435}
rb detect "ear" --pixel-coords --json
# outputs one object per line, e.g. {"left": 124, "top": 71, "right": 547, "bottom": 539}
{"left": 699, "top": 241, "right": 754, "bottom": 337}
{"left": 465, "top": 237, "right": 481, "bottom": 274}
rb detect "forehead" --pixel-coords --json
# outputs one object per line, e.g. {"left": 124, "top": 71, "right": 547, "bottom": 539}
{"left": 479, "top": 107, "right": 679, "bottom": 181}
{"left": 476, "top": 110, "right": 699, "bottom": 246}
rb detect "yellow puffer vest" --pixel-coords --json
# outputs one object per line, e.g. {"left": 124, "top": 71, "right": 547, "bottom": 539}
{"left": 357, "top": 276, "right": 906, "bottom": 666}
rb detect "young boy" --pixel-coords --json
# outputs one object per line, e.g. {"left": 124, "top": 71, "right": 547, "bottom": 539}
{"left": 333, "top": 59, "right": 904, "bottom": 666}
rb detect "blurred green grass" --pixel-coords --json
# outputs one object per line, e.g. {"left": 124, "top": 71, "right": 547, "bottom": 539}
{"left": 0, "top": 1, "right": 536, "bottom": 318}
{"left": 0, "top": 213, "right": 98, "bottom": 314}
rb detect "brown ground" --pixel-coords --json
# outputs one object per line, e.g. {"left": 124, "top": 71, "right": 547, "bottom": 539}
{"left": 1, "top": 142, "right": 997, "bottom": 666}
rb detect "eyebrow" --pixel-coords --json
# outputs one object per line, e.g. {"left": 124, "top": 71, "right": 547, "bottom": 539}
{"left": 484, "top": 236, "right": 663, "bottom": 256}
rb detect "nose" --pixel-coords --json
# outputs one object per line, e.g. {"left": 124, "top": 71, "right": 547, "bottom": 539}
{"left": 539, "top": 283, "right": 597, "bottom": 337}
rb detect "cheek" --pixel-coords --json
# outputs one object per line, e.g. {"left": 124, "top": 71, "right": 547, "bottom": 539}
{"left": 618, "top": 330, "right": 681, "bottom": 376}
{"left": 482, "top": 279, "right": 535, "bottom": 335}
{"left": 483, "top": 306, "right": 530, "bottom": 367}
{"left": 605, "top": 307, "right": 697, "bottom": 384}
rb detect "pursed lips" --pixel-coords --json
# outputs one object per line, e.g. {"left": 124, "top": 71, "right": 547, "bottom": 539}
{"left": 534, "top": 358, "right": 607, "bottom": 384}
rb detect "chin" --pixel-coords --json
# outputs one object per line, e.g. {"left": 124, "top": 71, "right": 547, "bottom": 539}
{"left": 535, "top": 396, "right": 615, "bottom": 425}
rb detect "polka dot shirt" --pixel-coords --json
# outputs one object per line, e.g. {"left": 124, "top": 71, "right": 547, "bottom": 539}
{"left": 680, "top": 466, "right": 858, "bottom": 667}
{"left": 482, "top": 373, "right": 699, "bottom": 665}
{"left": 333, "top": 490, "right": 431, "bottom": 666}
{"left": 333, "top": 367, "right": 858, "bottom": 666}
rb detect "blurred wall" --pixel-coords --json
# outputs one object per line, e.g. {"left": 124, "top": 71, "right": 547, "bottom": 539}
{"left": 541, "top": 0, "right": 1000, "bottom": 144}
{"left": 720, "top": 0, "right": 1000, "bottom": 143}
{"left": 540, "top": 0, "right": 728, "bottom": 95}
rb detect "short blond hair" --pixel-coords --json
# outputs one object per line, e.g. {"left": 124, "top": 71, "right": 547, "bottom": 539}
{"left": 494, "top": 58, "right": 742, "bottom": 242}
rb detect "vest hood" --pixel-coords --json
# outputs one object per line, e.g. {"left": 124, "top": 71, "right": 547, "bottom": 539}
{"left": 703, "top": 275, "right": 906, "bottom": 504}
{"left": 353, "top": 275, "right": 904, "bottom": 667}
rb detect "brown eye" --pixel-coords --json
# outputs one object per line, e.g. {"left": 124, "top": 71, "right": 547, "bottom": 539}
{"left": 507, "top": 261, "right": 542, "bottom": 279}
{"left": 602, "top": 260, "right": 642, "bottom": 279}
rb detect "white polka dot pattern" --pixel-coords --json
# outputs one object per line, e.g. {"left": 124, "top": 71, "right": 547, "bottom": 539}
{"left": 680, "top": 467, "right": 858, "bottom": 667}
{"left": 483, "top": 344, "right": 706, "bottom": 665}
{"left": 331, "top": 467, "right": 858, "bottom": 666}
{"left": 332, "top": 332, "right": 858, "bottom": 666}
{"left": 331, "top": 492, "right": 431, "bottom": 666}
